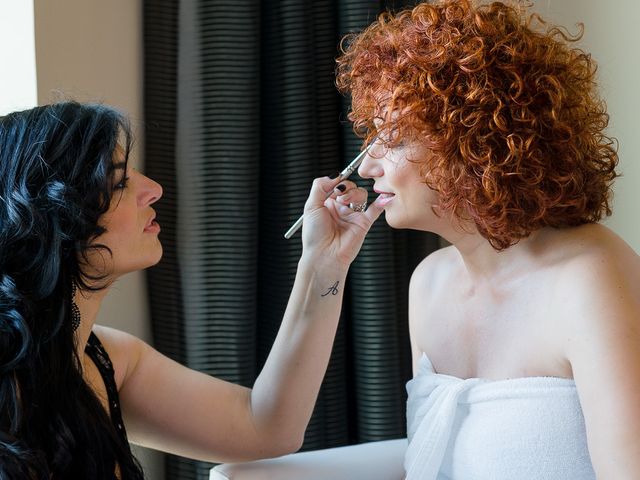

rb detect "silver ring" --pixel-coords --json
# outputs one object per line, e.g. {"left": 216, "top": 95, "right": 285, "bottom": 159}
{"left": 349, "top": 202, "right": 367, "bottom": 212}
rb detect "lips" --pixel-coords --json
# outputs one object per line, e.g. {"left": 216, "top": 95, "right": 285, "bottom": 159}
{"left": 144, "top": 211, "right": 160, "bottom": 232}
{"left": 374, "top": 188, "right": 395, "bottom": 206}
{"left": 145, "top": 212, "right": 157, "bottom": 229}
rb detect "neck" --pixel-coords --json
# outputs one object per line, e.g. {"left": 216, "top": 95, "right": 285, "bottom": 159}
{"left": 73, "top": 285, "right": 110, "bottom": 361}
{"left": 447, "top": 227, "right": 549, "bottom": 286}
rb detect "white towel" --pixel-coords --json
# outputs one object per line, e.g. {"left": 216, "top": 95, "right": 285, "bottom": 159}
{"left": 404, "top": 354, "right": 595, "bottom": 480}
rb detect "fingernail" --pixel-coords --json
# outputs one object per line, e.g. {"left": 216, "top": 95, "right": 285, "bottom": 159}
{"left": 329, "top": 172, "right": 340, "bottom": 179}
{"left": 335, "top": 184, "right": 347, "bottom": 192}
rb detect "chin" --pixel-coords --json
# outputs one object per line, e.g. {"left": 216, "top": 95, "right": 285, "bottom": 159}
{"left": 136, "top": 244, "right": 164, "bottom": 271}
{"left": 148, "top": 244, "right": 163, "bottom": 267}
{"left": 383, "top": 211, "right": 406, "bottom": 230}
{"left": 385, "top": 213, "right": 428, "bottom": 232}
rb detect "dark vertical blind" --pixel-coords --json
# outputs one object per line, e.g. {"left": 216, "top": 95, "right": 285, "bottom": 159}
{"left": 144, "top": 1, "right": 434, "bottom": 479}
{"left": 143, "top": 2, "right": 185, "bottom": 365}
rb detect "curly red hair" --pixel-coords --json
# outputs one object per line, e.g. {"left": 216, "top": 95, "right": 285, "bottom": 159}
{"left": 336, "top": 0, "right": 618, "bottom": 250}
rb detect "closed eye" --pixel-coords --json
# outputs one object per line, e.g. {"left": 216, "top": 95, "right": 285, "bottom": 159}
{"left": 113, "top": 176, "right": 130, "bottom": 190}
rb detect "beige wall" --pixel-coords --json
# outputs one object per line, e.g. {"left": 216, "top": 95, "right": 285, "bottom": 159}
{"left": 532, "top": 0, "right": 640, "bottom": 252}
{"left": 33, "top": 1, "right": 163, "bottom": 478}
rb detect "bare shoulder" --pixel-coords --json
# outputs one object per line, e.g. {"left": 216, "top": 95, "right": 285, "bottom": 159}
{"left": 554, "top": 224, "right": 640, "bottom": 301}
{"left": 410, "top": 245, "right": 459, "bottom": 294}
{"left": 551, "top": 224, "right": 640, "bottom": 360}
{"left": 408, "top": 246, "right": 460, "bottom": 349}
{"left": 91, "top": 325, "right": 147, "bottom": 390}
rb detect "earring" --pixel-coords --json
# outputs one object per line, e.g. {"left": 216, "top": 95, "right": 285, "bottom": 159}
{"left": 71, "top": 283, "right": 81, "bottom": 331}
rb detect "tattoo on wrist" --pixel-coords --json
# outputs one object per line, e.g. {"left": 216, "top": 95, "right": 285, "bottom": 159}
{"left": 321, "top": 281, "right": 340, "bottom": 297}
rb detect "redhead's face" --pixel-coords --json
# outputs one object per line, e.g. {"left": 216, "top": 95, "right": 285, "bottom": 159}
{"left": 85, "top": 155, "right": 163, "bottom": 280}
{"left": 357, "top": 137, "right": 444, "bottom": 232}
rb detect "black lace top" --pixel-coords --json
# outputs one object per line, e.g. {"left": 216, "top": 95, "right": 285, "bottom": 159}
{"left": 85, "top": 332, "right": 129, "bottom": 445}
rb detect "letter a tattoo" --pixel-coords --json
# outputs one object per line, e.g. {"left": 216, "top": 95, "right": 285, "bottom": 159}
{"left": 321, "top": 281, "right": 340, "bottom": 297}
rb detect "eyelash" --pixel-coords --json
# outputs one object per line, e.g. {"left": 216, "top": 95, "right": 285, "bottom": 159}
{"left": 113, "top": 176, "right": 130, "bottom": 190}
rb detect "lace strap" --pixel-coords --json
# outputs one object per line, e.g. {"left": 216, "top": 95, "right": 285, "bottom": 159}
{"left": 85, "top": 332, "right": 130, "bottom": 444}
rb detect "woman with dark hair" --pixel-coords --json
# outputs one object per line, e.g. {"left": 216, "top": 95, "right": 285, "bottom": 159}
{"left": 337, "top": 0, "right": 639, "bottom": 478}
{"left": 0, "top": 101, "right": 383, "bottom": 478}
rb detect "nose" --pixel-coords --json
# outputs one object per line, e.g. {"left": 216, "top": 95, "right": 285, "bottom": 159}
{"left": 357, "top": 142, "right": 384, "bottom": 179}
{"left": 140, "top": 174, "right": 163, "bottom": 206}
{"left": 357, "top": 154, "right": 373, "bottom": 179}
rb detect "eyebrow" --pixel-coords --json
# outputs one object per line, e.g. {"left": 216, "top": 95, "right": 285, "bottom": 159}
{"left": 109, "top": 161, "right": 127, "bottom": 173}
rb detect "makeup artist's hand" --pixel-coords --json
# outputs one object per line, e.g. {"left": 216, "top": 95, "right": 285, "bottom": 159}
{"left": 300, "top": 176, "right": 384, "bottom": 267}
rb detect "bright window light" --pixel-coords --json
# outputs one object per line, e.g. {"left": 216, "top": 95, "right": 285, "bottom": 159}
{"left": 0, "top": 1, "right": 37, "bottom": 116}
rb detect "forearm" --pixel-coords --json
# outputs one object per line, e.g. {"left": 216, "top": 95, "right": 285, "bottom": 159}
{"left": 248, "top": 254, "right": 348, "bottom": 450}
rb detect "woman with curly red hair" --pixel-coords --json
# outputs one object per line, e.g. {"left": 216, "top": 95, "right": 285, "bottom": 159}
{"left": 337, "top": 0, "right": 638, "bottom": 478}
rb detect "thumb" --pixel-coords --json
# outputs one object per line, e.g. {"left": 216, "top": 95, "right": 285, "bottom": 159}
{"left": 362, "top": 195, "right": 385, "bottom": 226}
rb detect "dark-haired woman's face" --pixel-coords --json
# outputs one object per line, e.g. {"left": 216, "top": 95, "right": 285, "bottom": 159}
{"left": 86, "top": 154, "right": 163, "bottom": 280}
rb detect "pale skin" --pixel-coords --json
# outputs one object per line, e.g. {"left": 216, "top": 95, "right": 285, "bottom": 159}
{"left": 74, "top": 157, "right": 384, "bottom": 463}
{"left": 358, "top": 137, "right": 640, "bottom": 478}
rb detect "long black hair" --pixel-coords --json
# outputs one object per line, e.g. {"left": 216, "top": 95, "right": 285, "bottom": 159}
{"left": 0, "top": 102, "right": 145, "bottom": 479}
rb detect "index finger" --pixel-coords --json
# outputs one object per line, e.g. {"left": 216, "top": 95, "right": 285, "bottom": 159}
{"left": 304, "top": 176, "right": 344, "bottom": 212}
